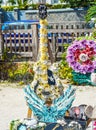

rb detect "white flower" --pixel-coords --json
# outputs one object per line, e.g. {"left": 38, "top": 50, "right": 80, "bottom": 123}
{"left": 40, "top": 34, "right": 47, "bottom": 37}
{"left": 40, "top": 43, "right": 48, "bottom": 47}
{"left": 40, "top": 24, "right": 47, "bottom": 28}
{"left": 31, "top": 80, "right": 38, "bottom": 87}
{"left": 23, "top": 118, "right": 37, "bottom": 128}
{"left": 39, "top": 122, "right": 46, "bottom": 127}
{"left": 79, "top": 53, "right": 88, "bottom": 62}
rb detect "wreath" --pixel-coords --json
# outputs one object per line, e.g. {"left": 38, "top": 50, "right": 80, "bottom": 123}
{"left": 67, "top": 40, "right": 96, "bottom": 74}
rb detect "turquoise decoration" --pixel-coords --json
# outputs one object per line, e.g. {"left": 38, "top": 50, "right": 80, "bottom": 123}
{"left": 72, "top": 71, "right": 91, "bottom": 85}
{"left": 72, "top": 70, "right": 96, "bottom": 85}
{"left": 24, "top": 85, "right": 75, "bottom": 123}
{"left": 17, "top": 124, "right": 26, "bottom": 130}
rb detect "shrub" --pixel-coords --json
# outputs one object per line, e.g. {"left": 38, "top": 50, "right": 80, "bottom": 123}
{"left": 51, "top": 4, "right": 70, "bottom": 9}
{"left": 85, "top": 5, "right": 96, "bottom": 22}
{"left": 58, "top": 44, "right": 73, "bottom": 83}
{"left": 28, "top": 3, "right": 52, "bottom": 10}
{"left": 0, "top": 62, "right": 34, "bottom": 84}
{"left": 76, "top": 35, "right": 96, "bottom": 41}
{"left": 2, "top": 6, "right": 16, "bottom": 11}
{"left": 92, "top": 28, "right": 96, "bottom": 39}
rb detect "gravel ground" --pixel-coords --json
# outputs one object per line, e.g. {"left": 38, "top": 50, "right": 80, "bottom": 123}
{"left": 0, "top": 82, "right": 96, "bottom": 130}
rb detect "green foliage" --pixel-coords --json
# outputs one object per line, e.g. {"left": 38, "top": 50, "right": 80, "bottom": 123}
{"left": 92, "top": 28, "right": 96, "bottom": 38}
{"left": 2, "top": 5, "right": 16, "bottom": 11}
{"left": 58, "top": 44, "right": 73, "bottom": 83}
{"left": 2, "top": 0, "right": 30, "bottom": 10}
{"left": 76, "top": 35, "right": 96, "bottom": 41}
{"left": 8, "top": 0, "right": 16, "bottom": 5}
{"left": 51, "top": 4, "right": 70, "bottom": 9}
{"left": 1, "top": 0, "right": 96, "bottom": 10}
{"left": 60, "top": 0, "right": 94, "bottom": 8}
{"left": 29, "top": 3, "right": 39, "bottom": 10}
{"left": 85, "top": 5, "right": 96, "bottom": 22}
{"left": 2, "top": 49, "right": 8, "bottom": 61}
{"left": 16, "top": 0, "right": 30, "bottom": 9}
{"left": 1, "top": 48, "right": 18, "bottom": 62}
{"left": 0, "top": 62, "right": 34, "bottom": 84}
{"left": 29, "top": 3, "right": 70, "bottom": 10}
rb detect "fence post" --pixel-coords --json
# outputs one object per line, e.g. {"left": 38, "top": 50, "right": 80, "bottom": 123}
{"left": 32, "top": 24, "right": 39, "bottom": 62}
{"left": 0, "top": 24, "right": 4, "bottom": 59}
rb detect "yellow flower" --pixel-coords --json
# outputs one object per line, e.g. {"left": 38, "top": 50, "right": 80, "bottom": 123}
{"left": 43, "top": 83, "right": 50, "bottom": 89}
{"left": 38, "top": 93, "right": 42, "bottom": 99}
{"left": 40, "top": 28, "right": 48, "bottom": 35}
{"left": 40, "top": 47, "right": 48, "bottom": 52}
{"left": 40, "top": 37, "right": 48, "bottom": 43}
{"left": 34, "top": 75, "right": 39, "bottom": 80}
{"left": 41, "top": 64, "right": 48, "bottom": 70}
{"left": 40, "top": 19, "right": 48, "bottom": 25}
{"left": 40, "top": 55, "right": 48, "bottom": 61}
{"left": 41, "top": 75, "right": 48, "bottom": 80}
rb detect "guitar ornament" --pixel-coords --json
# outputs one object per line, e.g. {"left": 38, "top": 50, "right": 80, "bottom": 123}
{"left": 24, "top": 4, "right": 75, "bottom": 123}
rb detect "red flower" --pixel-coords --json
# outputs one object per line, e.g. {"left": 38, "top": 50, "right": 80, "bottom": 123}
{"left": 81, "top": 50, "right": 86, "bottom": 54}
{"left": 82, "top": 59, "right": 93, "bottom": 65}
{"left": 74, "top": 49, "right": 81, "bottom": 60}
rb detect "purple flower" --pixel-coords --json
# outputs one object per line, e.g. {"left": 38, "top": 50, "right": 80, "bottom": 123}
{"left": 66, "top": 55, "right": 74, "bottom": 62}
{"left": 67, "top": 40, "right": 96, "bottom": 74}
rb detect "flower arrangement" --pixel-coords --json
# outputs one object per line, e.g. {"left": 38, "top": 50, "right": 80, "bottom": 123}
{"left": 31, "top": 19, "right": 64, "bottom": 101}
{"left": 31, "top": 19, "right": 49, "bottom": 100}
{"left": 67, "top": 40, "right": 96, "bottom": 74}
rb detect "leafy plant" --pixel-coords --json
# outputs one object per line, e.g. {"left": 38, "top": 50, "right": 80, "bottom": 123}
{"left": 76, "top": 35, "right": 96, "bottom": 41}
{"left": 85, "top": 5, "right": 96, "bottom": 22}
{"left": 58, "top": 44, "right": 73, "bottom": 83}
{"left": 92, "top": 28, "right": 96, "bottom": 39}
{"left": 0, "top": 62, "right": 16, "bottom": 80}
{"left": 7, "top": 0, "right": 16, "bottom": 5}
{"left": 60, "top": 0, "right": 93, "bottom": 8}
{"left": 0, "top": 62, "right": 34, "bottom": 84}
{"left": 2, "top": 48, "right": 18, "bottom": 62}
{"left": 2, "top": 5, "right": 16, "bottom": 11}
{"left": 51, "top": 4, "right": 70, "bottom": 9}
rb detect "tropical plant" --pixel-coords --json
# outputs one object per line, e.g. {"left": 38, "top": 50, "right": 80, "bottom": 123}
{"left": 60, "top": 0, "right": 94, "bottom": 8}
{"left": 7, "top": 0, "right": 16, "bottom": 5}
{"left": 6, "top": 0, "right": 31, "bottom": 10}
{"left": 2, "top": 5, "right": 16, "bottom": 11}
{"left": 85, "top": 5, "right": 96, "bottom": 22}
{"left": 51, "top": 3, "right": 70, "bottom": 9}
